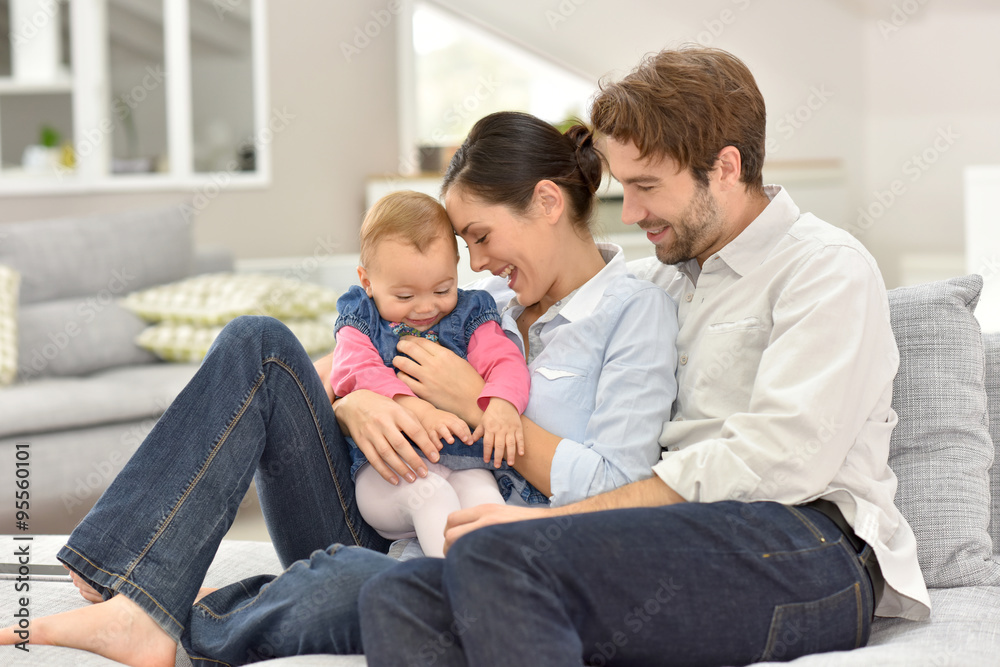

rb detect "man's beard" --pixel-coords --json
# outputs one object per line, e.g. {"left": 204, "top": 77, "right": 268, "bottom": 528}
{"left": 652, "top": 185, "right": 723, "bottom": 265}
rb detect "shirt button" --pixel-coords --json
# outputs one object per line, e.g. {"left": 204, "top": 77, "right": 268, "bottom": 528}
{"left": 685, "top": 293, "right": 694, "bottom": 302}
{"left": 679, "top": 354, "right": 688, "bottom": 365}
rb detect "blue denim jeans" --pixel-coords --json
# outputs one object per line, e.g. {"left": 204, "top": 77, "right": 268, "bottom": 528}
{"left": 57, "top": 316, "right": 398, "bottom": 664}
{"left": 359, "top": 500, "right": 876, "bottom": 666}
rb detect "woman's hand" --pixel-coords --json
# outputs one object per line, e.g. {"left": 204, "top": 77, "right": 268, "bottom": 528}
{"left": 332, "top": 390, "right": 440, "bottom": 485}
{"left": 393, "top": 336, "right": 486, "bottom": 424}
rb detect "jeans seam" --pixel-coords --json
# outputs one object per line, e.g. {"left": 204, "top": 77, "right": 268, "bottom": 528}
{"left": 193, "top": 550, "right": 328, "bottom": 620}
{"left": 122, "top": 372, "right": 268, "bottom": 586}
{"left": 189, "top": 657, "right": 232, "bottom": 667}
{"left": 263, "top": 356, "right": 365, "bottom": 547}
{"left": 785, "top": 506, "right": 828, "bottom": 543}
{"left": 60, "top": 545, "right": 185, "bottom": 633}
{"left": 836, "top": 537, "right": 871, "bottom": 645}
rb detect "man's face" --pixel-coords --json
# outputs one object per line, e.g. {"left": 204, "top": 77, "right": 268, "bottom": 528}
{"left": 605, "top": 139, "right": 725, "bottom": 266}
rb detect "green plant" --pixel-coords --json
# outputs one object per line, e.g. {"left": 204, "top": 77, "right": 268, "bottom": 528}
{"left": 39, "top": 125, "right": 61, "bottom": 148}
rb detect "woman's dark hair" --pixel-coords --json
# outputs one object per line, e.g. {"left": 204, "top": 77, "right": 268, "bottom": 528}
{"left": 441, "top": 111, "right": 604, "bottom": 231}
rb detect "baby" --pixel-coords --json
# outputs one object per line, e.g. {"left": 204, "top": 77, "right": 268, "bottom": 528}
{"left": 331, "top": 190, "right": 531, "bottom": 557}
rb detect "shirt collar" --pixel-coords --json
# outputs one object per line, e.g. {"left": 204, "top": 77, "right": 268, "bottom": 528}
{"left": 501, "top": 243, "right": 625, "bottom": 323}
{"left": 711, "top": 185, "right": 800, "bottom": 277}
{"left": 559, "top": 243, "right": 626, "bottom": 322}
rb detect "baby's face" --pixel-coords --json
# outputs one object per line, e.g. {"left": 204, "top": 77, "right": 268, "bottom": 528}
{"left": 360, "top": 235, "right": 459, "bottom": 331}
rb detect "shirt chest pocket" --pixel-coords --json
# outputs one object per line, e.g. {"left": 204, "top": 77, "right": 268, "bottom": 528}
{"left": 687, "top": 317, "right": 769, "bottom": 408}
{"left": 530, "top": 365, "right": 595, "bottom": 416}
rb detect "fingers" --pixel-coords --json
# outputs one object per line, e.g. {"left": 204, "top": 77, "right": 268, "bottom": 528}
{"left": 396, "top": 336, "right": 439, "bottom": 364}
{"left": 516, "top": 427, "right": 525, "bottom": 457}
{"left": 505, "top": 430, "right": 517, "bottom": 466}
{"left": 471, "top": 424, "right": 484, "bottom": 442}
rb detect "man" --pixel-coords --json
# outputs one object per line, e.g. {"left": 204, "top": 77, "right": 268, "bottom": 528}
{"left": 357, "top": 46, "right": 930, "bottom": 666}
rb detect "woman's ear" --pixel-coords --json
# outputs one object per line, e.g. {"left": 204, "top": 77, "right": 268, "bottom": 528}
{"left": 533, "top": 180, "right": 565, "bottom": 223}
{"left": 357, "top": 266, "right": 373, "bottom": 297}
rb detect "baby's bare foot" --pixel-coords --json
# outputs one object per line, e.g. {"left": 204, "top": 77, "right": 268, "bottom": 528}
{"left": 0, "top": 593, "right": 175, "bottom": 667}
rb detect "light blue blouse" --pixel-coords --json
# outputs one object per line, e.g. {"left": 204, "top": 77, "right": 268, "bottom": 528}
{"left": 470, "top": 244, "right": 678, "bottom": 507}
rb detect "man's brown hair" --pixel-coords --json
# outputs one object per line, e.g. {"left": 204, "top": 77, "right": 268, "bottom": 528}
{"left": 590, "top": 46, "right": 766, "bottom": 195}
{"left": 359, "top": 190, "right": 458, "bottom": 269}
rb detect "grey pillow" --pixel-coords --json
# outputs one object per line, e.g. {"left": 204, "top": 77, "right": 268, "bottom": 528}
{"left": 17, "top": 298, "right": 157, "bottom": 379}
{"left": 888, "top": 275, "right": 1000, "bottom": 588}
{"left": 0, "top": 206, "right": 193, "bottom": 306}
{"left": 982, "top": 331, "right": 1000, "bottom": 558}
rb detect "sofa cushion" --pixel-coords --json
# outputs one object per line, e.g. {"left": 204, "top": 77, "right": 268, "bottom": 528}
{"left": 0, "top": 265, "right": 18, "bottom": 386}
{"left": 888, "top": 275, "right": 1000, "bottom": 588}
{"left": 0, "top": 206, "right": 193, "bottom": 306}
{"left": 982, "top": 332, "right": 1000, "bottom": 557}
{"left": 16, "top": 298, "right": 157, "bottom": 380}
{"left": 136, "top": 318, "right": 336, "bottom": 362}
{"left": 0, "top": 363, "right": 199, "bottom": 439}
{"left": 122, "top": 273, "right": 339, "bottom": 326}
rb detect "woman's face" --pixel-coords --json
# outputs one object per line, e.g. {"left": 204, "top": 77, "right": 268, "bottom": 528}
{"left": 445, "top": 187, "right": 556, "bottom": 307}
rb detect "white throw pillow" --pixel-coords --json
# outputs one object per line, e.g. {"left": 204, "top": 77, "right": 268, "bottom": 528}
{"left": 122, "top": 273, "right": 340, "bottom": 325}
{"left": 0, "top": 265, "right": 20, "bottom": 386}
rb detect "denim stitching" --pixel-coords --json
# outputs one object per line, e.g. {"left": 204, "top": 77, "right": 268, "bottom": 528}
{"left": 189, "top": 657, "right": 232, "bottom": 667}
{"left": 786, "top": 506, "right": 828, "bottom": 543}
{"left": 263, "top": 357, "right": 364, "bottom": 547}
{"left": 835, "top": 538, "right": 871, "bottom": 644}
{"left": 122, "top": 373, "right": 267, "bottom": 586}
{"left": 193, "top": 549, "right": 335, "bottom": 620}
{"left": 60, "top": 545, "right": 184, "bottom": 633}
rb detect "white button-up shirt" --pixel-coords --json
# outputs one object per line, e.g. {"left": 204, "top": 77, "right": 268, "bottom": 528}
{"left": 630, "top": 186, "right": 931, "bottom": 621}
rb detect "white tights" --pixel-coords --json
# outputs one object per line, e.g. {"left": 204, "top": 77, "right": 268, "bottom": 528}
{"left": 354, "top": 462, "right": 505, "bottom": 558}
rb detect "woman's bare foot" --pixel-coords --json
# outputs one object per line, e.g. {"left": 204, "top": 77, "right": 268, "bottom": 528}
{"left": 0, "top": 593, "right": 176, "bottom": 667}
{"left": 69, "top": 567, "right": 216, "bottom": 604}
{"left": 195, "top": 587, "right": 218, "bottom": 602}
{"left": 68, "top": 568, "right": 103, "bottom": 604}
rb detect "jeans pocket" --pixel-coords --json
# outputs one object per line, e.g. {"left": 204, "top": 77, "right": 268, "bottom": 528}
{"left": 760, "top": 582, "right": 865, "bottom": 662}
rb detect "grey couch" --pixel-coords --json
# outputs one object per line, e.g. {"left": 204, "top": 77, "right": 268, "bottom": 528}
{"left": 2, "top": 275, "right": 999, "bottom": 666}
{"left": 0, "top": 207, "right": 233, "bottom": 534}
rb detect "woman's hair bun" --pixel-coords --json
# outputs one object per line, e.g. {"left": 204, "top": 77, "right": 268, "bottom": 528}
{"left": 564, "top": 124, "right": 603, "bottom": 196}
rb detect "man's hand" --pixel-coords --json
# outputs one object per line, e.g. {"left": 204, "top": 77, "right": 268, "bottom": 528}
{"left": 443, "top": 504, "right": 552, "bottom": 554}
{"left": 394, "top": 337, "right": 486, "bottom": 424}
{"left": 472, "top": 398, "right": 524, "bottom": 467}
{"left": 333, "top": 390, "right": 440, "bottom": 485}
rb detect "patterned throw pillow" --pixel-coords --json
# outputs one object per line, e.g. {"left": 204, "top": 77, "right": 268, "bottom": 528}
{"left": 887, "top": 274, "right": 1000, "bottom": 588}
{"left": 0, "top": 265, "right": 20, "bottom": 386}
{"left": 136, "top": 318, "right": 336, "bottom": 363}
{"left": 122, "top": 273, "right": 340, "bottom": 325}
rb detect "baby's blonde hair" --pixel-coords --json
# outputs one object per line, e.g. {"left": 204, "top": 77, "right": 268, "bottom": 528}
{"left": 359, "top": 191, "right": 458, "bottom": 269}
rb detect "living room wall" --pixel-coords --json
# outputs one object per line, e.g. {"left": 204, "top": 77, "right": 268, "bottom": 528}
{"left": 1, "top": 0, "right": 997, "bottom": 291}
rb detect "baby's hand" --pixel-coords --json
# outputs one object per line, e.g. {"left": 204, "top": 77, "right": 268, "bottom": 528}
{"left": 418, "top": 406, "right": 474, "bottom": 446}
{"left": 472, "top": 398, "right": 523, "bottom": 468}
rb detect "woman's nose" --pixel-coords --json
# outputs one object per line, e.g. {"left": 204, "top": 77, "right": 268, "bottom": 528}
{"left": 469, "top": 246, "right": 488, "bottom": 272}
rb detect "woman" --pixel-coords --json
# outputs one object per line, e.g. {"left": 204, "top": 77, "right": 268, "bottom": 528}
{"left": 0, "top": 112, "right": 677, "bottom": 666}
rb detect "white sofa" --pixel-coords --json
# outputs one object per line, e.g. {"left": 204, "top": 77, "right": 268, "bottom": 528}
{"left": 2, "top": 275, "right": 998, "bottom": 666}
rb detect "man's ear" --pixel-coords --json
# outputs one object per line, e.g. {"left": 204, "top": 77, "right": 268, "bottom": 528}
{"left": 357, "top": 265, "right": 373, "bottom": 297}
{"left": 715, "top": 145, "right": 743, "bottom": 190}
